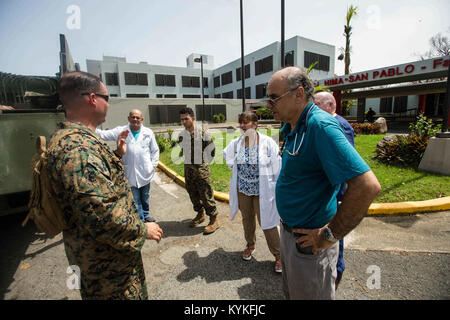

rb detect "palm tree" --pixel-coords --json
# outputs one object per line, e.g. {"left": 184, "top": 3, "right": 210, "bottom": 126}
{"left": 337, "top": 5, "right": 357, "bottom": 115}
{"left": 343, "top": 5, "right": 357, "bottom": 75}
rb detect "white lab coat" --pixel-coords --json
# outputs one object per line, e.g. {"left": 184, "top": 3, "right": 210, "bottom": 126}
{"left": 96, "top": 125, "right": 159, "bottom": 188}
{"left": 223, "top": 133, "right": 281, "bottom": 230}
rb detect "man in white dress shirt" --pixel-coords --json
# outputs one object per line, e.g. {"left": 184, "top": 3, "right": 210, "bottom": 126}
{"left": 96, "top": 109, "right": 160, "bottom": 222}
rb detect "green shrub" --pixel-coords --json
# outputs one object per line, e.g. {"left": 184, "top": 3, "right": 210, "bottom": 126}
{"left": 255, "top": 107, "right": 273, "bottom": 119}
{"left": 374, "top": 114, "right": 440, "bottom": 168}
{"left": 155, "top": 134, "right": 168, "bottom": 152}
{"left": 351, "top": 122, "right": 381, "bottom": 135}
{"left": 167, "top": 129, "right": 174, "bottom": 140}
{"left": 409, "top": 114, "right": 441, "bottom": 138}
{"left": 375, "top": 134, "right": 428, "bottom": 167}
{"left": 212, "top": 113, "right": 226, "bottom": 123}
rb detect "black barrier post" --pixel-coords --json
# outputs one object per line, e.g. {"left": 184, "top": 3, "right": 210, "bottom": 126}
{"left": 442, "top": 61, "right": 450, "bottom": 132}
{"left": 240, "top": 0, "right": 245, "bottom": 112}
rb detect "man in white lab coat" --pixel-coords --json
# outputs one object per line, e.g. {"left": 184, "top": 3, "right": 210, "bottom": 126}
{"left": 96, "top": 109, "right": 160, "bottom": 222}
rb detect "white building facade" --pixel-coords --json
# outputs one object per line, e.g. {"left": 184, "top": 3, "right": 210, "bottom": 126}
{"left": 86, "top": 36, "right": 335, "bottom": 101}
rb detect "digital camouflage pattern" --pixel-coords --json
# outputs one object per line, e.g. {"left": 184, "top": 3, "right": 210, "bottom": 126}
{"left": 178, "top": 126, "right": 217, "bottom": 216}
{"left": 47, "top": 121, "right": 148, "bottom": 300}
{"left": 184, "top": 163, "right": 217, "bottom": 216}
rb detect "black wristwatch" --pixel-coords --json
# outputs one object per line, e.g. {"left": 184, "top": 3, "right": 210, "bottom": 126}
{"left": 323, "top": 227, "right": 339, "bottom": 243}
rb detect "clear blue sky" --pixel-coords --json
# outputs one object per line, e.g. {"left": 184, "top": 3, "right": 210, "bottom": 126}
{"left": 0, "top": 0, "right": 449, "bottom": 77}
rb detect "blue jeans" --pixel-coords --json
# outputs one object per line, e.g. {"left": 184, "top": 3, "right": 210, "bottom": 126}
{"left": 131, "top": 184, "right": 151, "bottom": 222}
{"left": 337, "top": 238, "right": 345, "bottom": 276}
{"left": 336, "top": 199, "right": 345, "bottom": 277}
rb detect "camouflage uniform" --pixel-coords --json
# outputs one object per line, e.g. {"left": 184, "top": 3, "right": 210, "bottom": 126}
{"left": 178, "top": 126, "right": 217, "bottom": 217}
{"left": 47, "top": 121, "right": 148, "bottom": 300}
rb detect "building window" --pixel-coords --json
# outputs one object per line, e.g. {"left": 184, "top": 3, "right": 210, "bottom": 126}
{"left": 214, "top": 76, "right": 220, "bottom": 88}
{"left": 237, "top": 87, "right": 251, "bottom": 99}
{"left": 236, "top": 64, "right": 250, "bottom": 81}
{"left": 156, "top": 94, "right": 163, "bottom": 98}
{"left": 110, "top": 94, "right": 118, "bottom": 97}
{"left": 126, "top": 93, "right": 149, "bottom": 98}
{"left": 203, "top": 77, "right": 209, "bottom": 88}
{"left": 155, "top": 74, "right": 176, "bottom": 87}
{"left": 214, "top": 94, "right": 221, "bottom": 98}
{"left": 124, "top": 72, "right": 148, "bottom": 85}
{"left": 105, "top": 73, "right": 119, "bottom": 86}
{"left": 221, "top": 71, "right": 233, "bottom": 86}
{"left": 255, "top": 56, "right": 273, "bottom": 76}
{"left": 380, "top": 97, "right": 393, "bottom": 113}
{"left": 195, "top": 104, "right": 226, "bottom": 121}
{"left": 164, "top": 94, "right": 177, "bottom": 98}
{"left": 222, "top": 91, "right": 233, "bottom": 99}
{"left": 255, "top": 83, "right": 267, "bottom": 99}
{"left": 284, "top": 50, "right": 294, "bottom": 67}
{"left": 183, "top": 94, "right": 201, "bottom": 98}
{"left": 304, "top": 51, "right": 330, "bottom": 72}
{"left": 393, "top": 96, "right": 408, "bottom": 113}
{"left": 182, "top": 76, "right": 200, "bottom": 88}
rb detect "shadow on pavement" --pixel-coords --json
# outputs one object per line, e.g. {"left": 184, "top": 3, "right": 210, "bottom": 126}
{"left": 0, "top": 211, "right": 44, "bottom": 299}
{"left": 157, "top": 220, "right": 205, "bottom": 238}
{"left": 177, "top": 248, "right": 284, "bottom": 300}
{"left": 373, "top": 214, "right": 421, "bottom": 228}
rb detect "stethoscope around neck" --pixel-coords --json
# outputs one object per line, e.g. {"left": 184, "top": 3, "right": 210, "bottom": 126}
{"left": 279, "top": 104, "right": 314, "bottom": 157}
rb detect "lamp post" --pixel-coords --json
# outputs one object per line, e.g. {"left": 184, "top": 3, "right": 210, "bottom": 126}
{"left": 281, "top": 0, "right": 285, "bottom": 68}
{"left": 194, "top": 56, "right": 205, "bottom": 112}
{"left": 240, "top": 0, "right": 245, "bottom": 112}
{"left": 442, "top": 60, "right": 450, "bottom": 133}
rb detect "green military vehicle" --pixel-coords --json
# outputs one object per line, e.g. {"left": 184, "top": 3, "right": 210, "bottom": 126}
{"left": 0, "top": 34, "right": 76, "bottom": 216}
{"left": 0, "top": 108, "right": 65, "bottom": 216}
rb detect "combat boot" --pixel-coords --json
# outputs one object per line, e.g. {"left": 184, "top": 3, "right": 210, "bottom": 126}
{"left": 203, "top": 215, "right": 220, "bottom": 234}
{"left": 190, "top": 210, "right": 206, "bottom": 227}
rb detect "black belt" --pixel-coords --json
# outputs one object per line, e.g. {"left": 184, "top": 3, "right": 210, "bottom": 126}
{"left": 281, "top": 220, "right": 302, "bottom": 234}
{"left": 281, "top": 220, "right": 314, "bottom": 255}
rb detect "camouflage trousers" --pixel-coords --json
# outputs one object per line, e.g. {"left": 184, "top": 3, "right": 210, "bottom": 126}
{"left": 184, "top": 164, "right": 217, "bottom": 216}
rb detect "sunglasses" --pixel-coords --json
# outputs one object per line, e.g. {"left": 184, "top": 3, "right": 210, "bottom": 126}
{"left": 264, "top": 86, "right": 299, "bottom": 107}
{"left": 81, "top": 92, "right": 109, "bottom": 102}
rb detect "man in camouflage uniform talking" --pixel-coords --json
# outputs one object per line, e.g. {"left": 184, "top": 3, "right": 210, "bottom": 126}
{"left": 48, "top": 71, "right": 163, "bottom": 299}
{"left": 178, "top": 107, "right": 219, "bottom": 234}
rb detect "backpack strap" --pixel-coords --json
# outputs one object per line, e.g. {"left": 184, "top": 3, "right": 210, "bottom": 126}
{"left": 36, "top": 136, "right": 47, "bottom": 153}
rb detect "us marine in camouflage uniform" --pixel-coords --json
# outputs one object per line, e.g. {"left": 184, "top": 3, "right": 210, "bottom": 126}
{"left": 178, "top": 107, "right": 219, "bottom": 234}
{"left": 49, "top": 72, "right": 163, "bottom": 299}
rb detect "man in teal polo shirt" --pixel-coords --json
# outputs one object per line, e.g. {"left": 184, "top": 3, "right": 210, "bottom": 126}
{"left": 266, "top": 67, "right": 381, "bottom": 300}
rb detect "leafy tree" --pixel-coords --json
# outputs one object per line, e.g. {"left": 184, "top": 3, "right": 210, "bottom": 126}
{"left": 418, "top": 29, "right": 450, "bottom": 59}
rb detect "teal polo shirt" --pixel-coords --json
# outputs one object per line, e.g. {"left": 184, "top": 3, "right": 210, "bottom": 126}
{"left": 276, "top": 102, "right": 370, "bottom": 229}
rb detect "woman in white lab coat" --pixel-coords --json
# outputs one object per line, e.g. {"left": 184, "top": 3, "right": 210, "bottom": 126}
{"left": 223, "top": 112, "right": 282, "bottom": 273}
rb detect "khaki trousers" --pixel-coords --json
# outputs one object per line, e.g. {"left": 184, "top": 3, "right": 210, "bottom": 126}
{"left": 280, "top": 224, "right": 338, "bottom": 300}
{"left": 238, "top": 192, "right": 280, "bottom": 260}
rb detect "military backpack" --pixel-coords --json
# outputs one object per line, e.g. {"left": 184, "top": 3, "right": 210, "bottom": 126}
{"left": 22, "top": 135, "right": 71, "bottom": 238}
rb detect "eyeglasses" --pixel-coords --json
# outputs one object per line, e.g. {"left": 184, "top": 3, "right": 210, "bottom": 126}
{"left": 81, "top": 92, "right": 109, "bottom": 102}
{"left": 264, "top": 86, "right": 299, "bottom": 107}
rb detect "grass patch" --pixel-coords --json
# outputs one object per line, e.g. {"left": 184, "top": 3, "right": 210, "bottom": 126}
{"left": 355, "top": 134, "right": 449, "bottom": 203}
{"left": 160, "top": 131, "right": 450, "bottom": 203}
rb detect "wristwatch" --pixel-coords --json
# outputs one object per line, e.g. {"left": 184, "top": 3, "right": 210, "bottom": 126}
{"left": 323, "top": 227, "right": 339, "bottom": 243}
